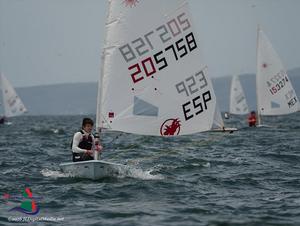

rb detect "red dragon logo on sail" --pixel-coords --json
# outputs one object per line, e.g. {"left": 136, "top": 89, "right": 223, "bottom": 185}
{"left": 160, "top": 118, "right": 181, "bottom": 136}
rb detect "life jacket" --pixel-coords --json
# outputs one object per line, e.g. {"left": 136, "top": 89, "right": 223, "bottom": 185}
{"left": 72, "top": 130, "right": 94, "bottom": 162}
{"left": 78, "top": 130, "right": 93, "bottom": 150}
{"left": 70, "top": 130, "right": 93, "bottom": 149}
{"left": 248, "top": 115, "right": 256, "bottom": 127}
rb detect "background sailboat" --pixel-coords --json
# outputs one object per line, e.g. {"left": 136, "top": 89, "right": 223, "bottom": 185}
{"left": 211, "top": 102, "right": 237, "bottom": 132}
{"left": 229, "top": 75, "right": 249, "bottom": 115}
{"left": 61, "top": 0, "right": 220, "bottom": 179}
{"left": 0, "top": 73, "right": 27, "bottom": 124}
{"left": 256, "top": 26, "right": 299, "bottom": 126}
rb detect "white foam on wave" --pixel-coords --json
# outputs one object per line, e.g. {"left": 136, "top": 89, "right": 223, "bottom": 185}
{"left": 116, "top": 165, "right": 164, "bottom": 180}
{"left": 41, "top": 166, "right": 164, "bottom": 181}
{"left": 190, "top": 162, "right": 211, "bottom": 168}
{"left": 203, "top": 162, "right": 211, "bottom": 168}
{"left": 2, "top": 168, "right": 18, "bottom": 174}
{"left": 51, "top": 129, "right": 59, "bottom": 134}
{"left": 40, "top": 168, "right": 73, "bottom": 178}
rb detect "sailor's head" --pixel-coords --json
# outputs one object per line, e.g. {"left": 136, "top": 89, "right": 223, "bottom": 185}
{"left": 251, "top": 111, "right": 256, "bottom": 115}
{"left": 82, "top": 118, "right": 94, "bottom": 133}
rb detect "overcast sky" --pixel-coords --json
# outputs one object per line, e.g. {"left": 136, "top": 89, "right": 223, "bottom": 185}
{"left": 0, "top": 0, "right": 299, "bottom": 87}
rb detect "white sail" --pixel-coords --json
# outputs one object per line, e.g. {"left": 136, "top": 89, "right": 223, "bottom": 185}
{"left": 229, "top": 75, "right": 249, "bottom": 115}
{"left": 97, "top": 0, "right": 217, "bottom": 136}
{"left": 211, "top": 102, "right": 238, "bottom": 132}
{"left": 0, "top": 74, "right": 27, "bottom": 117}
{"left": 212, "top": 103, "right": 224, "bottom": 129}
{"left": 256, "top": 27, "right": 298, "bottom": 117}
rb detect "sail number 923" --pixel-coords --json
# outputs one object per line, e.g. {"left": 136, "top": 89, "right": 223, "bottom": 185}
{"left": 175, "top": 70, "right": 212, "bottom": 121}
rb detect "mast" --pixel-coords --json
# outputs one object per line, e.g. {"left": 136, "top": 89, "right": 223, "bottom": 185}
{"left": 96, "top": 0, "right": 112, "bottom": 134}
{"left": 256, "top": 25, "right": 262, "bottom": 126}
{"left": 94, "top": 1, "right": 112, "bottom": 159}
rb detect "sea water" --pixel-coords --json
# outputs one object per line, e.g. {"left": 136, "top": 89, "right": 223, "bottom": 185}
{"left": 0, "top": 113, "right": 300, "bottom": 226}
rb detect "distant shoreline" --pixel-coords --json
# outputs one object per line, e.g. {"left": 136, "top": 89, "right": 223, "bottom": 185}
{"left": 1, "top": 70, "right": 299, "bottom": 115}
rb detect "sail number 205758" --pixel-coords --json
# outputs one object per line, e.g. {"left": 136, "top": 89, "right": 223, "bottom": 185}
{"left": 127, "top": 32, "right": 197, "bottom": 84}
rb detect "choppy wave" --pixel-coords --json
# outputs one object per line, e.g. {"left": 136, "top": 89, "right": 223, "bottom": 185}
{"left": 30, "top": 127, "right": 66, "bottom": 135}
{"left": 41, "top": 165, "right": 164, "bottom": 181}
{"left": 117, "top": 166, "right": 164, "bottom": 180}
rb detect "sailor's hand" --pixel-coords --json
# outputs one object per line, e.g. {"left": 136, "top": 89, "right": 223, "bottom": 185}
{"left": 85, "top": 150, "right": 93, "bottom": 156}
{"left": 95, "top": 145, "right": 103, "bottom": 152}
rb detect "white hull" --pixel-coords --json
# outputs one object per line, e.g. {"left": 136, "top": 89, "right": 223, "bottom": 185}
{"left": 256, "top": 124, "right": 274, "bottom": 128}
{"left": 210, "top": 127, "right": 238, "bottom": 133}
{"left": 59, "top": 160, "right": 128, "bottom": 180}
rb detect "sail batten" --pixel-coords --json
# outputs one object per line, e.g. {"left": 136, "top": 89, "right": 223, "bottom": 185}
{"left": 97, "top": 0, "right": 217, "bottom": 136}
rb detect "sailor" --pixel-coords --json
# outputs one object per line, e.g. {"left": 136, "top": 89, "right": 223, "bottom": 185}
{"left": 71, "top": 118, "right": 102, "bottom": 162}
{"left": 0, "top": 116, "right": 5, "bottom": 124}
{"left": 248, "top": 111, "right": 257, "bottom": 127}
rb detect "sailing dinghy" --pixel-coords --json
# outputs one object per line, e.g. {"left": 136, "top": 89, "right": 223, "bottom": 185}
{"left": 229, "top": 75, "right": 249, "bottom": 115}
{"left": 210, "top": 103, "right": 237, "bottom": 133}
{"left": 0, "top": 73, "right": 27, "bottom": 124}
{"left": 255, "top": 27, "right": 299, "bottom": 127}
{"left": 60, "top": 0, "right": 220, "bottom": 179}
